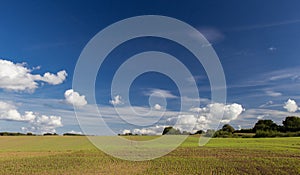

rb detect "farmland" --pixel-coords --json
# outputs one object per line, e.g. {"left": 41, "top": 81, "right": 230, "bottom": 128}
{"left": 0, "top": 136, "right": 299, "bottom": 174}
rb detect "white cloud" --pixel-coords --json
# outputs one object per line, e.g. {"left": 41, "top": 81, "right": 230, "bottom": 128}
{"left": 26, "top": 115, "right": 63, "bottom": 133}
{"left": 126, "top": 114, "right": 211, "bottom": 135}
{"left": 167, "top": 115, "right": 209, "bottom": 133}
{"left": 221, "top": 103, "right": 245, "bottom": 123}
{"left": 64, "top": 89, "right": 87, "bottom": 107}
{"left": 0, "top": 101, "right": 34, "bottom": 121}
{"left": 189, "top": 103, "right": 244, "bottom": 123}
{"left": 21, "top": 114, "right": 63, "bottom": 134}
{"left": 23, "top": 111, "right": 37, "bottom": 121}
{"left": 0, "top": 100, "right": 62, "bottom": 133}
{"left": 122, "top": 102, "right": 244, "bottom": 135}
{"left": 35, "top": 115, "right": 62, "bottom": 127}
{"left": 109, "top": 95, "right": 123, "bottom": 105}
{"left": 268, "top": 47, "right": 276, "bottom": 51}
{"left": 189, "top": 107, "right": 207, "bottom": 113}
{"left": 145, "top": 89, "right": 177, "bottom": 99}
{"left": 122, "top": 129, "right": 131, "bottom": 135}
{"left": 154, "top": 104, "right": 162, "bottom": 110}
{"left": 265, "top": 90, "right": 282, "bottom": 97}
{"left": 131, "top": 125, "right": 168, "bottom": 135}
{"left": 259, "top": 101, "right": 274, "bottom": 108}
{"left": 37, "top": 70, "right": 67, "bottom": 85}
{"left": 0, "top": 59, "right": 67, "bottom": 91}
{"left": 283, "top": 99, "right": 298, "bottom": 112}
{"left": 257, "top": 115, "right": 265, "bottom": 120}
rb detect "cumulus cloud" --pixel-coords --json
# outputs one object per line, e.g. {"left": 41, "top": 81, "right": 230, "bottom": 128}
{"left": 0, "top": 101, "right": 34, "bottom": 121}
{"left": 0, "top": 100, "right": 62, "bottom": 133}
{"left": 37, "top": 70, "right": 67, "bottom": 85}
{"left": 154, "top": 104, "right": 162, "bottom": 110}
{"left": 125, "top": 115, "right": 211, "bottom": 135}
{"left": 64, "top": 89, "right": 87, "bottom": 107}
{"left": 109, "top": 95, "right": 123, "bottom": 105}
{"left": 131, "top": 125, "right": 168, "bottom": 135}
{"left": 28, "top": 115, "right": 63, "bottom": 133}
{"left": 167, "top": 115, "right": 209, "bottom": 133}
{"left": 122, "top": 129, "right": 131, "bottom": 135}
{"left": 0, "top": 59, "right": 67, "bottom": 91}
{"left": 190, "top": 103, "right": 244, "bottom": 123}
{"left": 283, "top": 99, "right": 299, "bottom": 112}
{"left": 123, "top": 102, "right": 244, "bottom": 135}
{"left": 220, "top": 103, "right": 245, "bottom": 123}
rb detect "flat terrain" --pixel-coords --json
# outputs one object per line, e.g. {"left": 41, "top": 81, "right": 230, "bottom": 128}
{"left": 0, "top": 136, "right": 299, "bottom": 174}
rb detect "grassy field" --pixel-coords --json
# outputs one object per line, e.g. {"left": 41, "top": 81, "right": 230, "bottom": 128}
{"left": 0, "top": 136, "right": 298, "bottom": 175}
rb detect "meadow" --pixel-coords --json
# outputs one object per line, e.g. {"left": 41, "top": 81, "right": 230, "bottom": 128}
{"left": 0, "top": 136, "right": 298, "bottom": 175}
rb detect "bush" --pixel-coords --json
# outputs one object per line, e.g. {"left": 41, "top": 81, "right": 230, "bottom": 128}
{"left": 213, "top": 131, "right": 233, "bottom": 138}
{"left": 283, "top": 116, "right": 300, "bottom": 132}
{"left": 254, "top": 130, "right": 284, "bottom": 138}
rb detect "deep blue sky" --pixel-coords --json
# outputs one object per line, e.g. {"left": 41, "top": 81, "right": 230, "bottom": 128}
{"left": 1, "top": 0, "right": 300, "bottom": 134}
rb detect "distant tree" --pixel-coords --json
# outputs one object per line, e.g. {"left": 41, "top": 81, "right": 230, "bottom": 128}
{"left": 283, "top": 116, "right": 300, "bottom": 132}
{"left": 182, "top": 131, "right": 191, "bottom": 135}
{"left": 253, "top": 120, "right": 278, "bottom": 132}
{"left": 194, "top": 130, "right": 204, "bottom": 135}
{"left": 0, "top": 132, "right": 25, "bottom": 136}
{"left": 213, "top": 130, "right": 233, "bottom": 138}
{"left": 221, "top": 124, "right": 235, "bottom": 133}
{"left": 204, "top": 129, "right": 215, "bottom": 137}
{"left": 234, "top": 128, "right": 253, "bottom": 133}
{"left": 162, "top": 127, "right": 181, "bottom": 135}
{"left": 43, "top": 133, "right": 58, "bottom": 136}
{"left": 63, "top": 133, "right": 84, "bottom": 136}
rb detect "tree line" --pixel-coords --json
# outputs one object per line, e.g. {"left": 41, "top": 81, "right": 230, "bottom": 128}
{"left": 0, "top": 132, "right": 85, "bottom": 136}
{"left": 162, "top": 116, "right": 300, "bottom": 138}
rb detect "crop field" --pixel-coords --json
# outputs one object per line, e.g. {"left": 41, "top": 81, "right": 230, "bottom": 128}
{"left": 0, "top": 136, "right": 298, "bottom": 175}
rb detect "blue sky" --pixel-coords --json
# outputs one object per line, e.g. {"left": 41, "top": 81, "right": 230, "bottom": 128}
{"left": 1, "top": 0, "right": 300, "bottom": 135}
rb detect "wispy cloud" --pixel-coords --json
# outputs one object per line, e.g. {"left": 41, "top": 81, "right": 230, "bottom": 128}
{"left": 144, "top": 89, "right": 177, "bottom": 99}
{"left": 228, "top": 19, "right": 300, "bottom": 31}
{"left": 197, "top": 27, "right": 225, "bottom": 43}
{"left": 268, "top": 47, "right": 277, "bottom": 51}
{"left": 265, "top": 90, "right": 282, "bottom": 97}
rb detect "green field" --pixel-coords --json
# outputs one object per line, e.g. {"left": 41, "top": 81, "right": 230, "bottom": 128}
{"left": 0, "top": 136, "right": 299, "bottom": 175}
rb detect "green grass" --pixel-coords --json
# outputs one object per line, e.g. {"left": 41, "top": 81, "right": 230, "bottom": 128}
{"left": 0, "top": 136, "right": 298, "bottom": 174}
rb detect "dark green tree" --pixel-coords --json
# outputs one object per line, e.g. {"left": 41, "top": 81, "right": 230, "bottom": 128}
{"left": 221, "top": 124, "right": 235, "bottom": 133}
{"left": 283, "top": 116, "right": 300, "bottom": 132}
{"left": 194, "top": 130, "right": 204, "bottom": 135}
{"left": 162, "top": 126, "right": 181, "bottom": 135}
{"left": 253, "top": 120, "right": 278, "bottom": 132}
